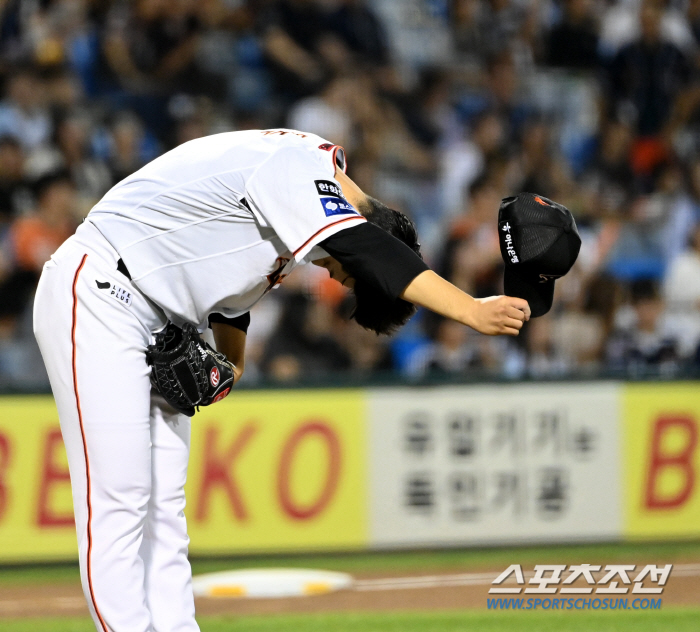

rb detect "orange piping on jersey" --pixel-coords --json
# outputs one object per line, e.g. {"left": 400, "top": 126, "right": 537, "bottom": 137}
{"left": 293, "top": 216, "right": 365, "bottom": 258}
{"left": 71, "top": 253, "right": 109, "bottom": 632}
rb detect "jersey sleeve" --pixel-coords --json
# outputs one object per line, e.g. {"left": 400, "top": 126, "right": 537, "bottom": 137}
{"left": 244, "top": 145, "right": 365, "bottom": 262}
{"left": 320, "top": 223, "right": 429, "bottom": 300}
{"left": 208, "top": 312, "right": 251, "bottom": 334}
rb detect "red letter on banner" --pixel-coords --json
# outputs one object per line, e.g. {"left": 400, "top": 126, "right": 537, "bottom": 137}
{"left": 645, "top": 416, "right": 698, "bottom": 509}
{"left": 277, "top": 422, "right": 341, "bottom": 520}
{"left": 195, "top": 424, "right": 257, "bottom": 522}
{"left": 0, "top": 433, "right": 10, "bottom": 522}
{"left": 37, "top": 429, "right": 74, "bottom": 527}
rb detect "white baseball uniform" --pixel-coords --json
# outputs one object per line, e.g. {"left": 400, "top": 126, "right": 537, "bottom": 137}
{"left": 33, "top": 129, "right": 365, "bottom": 631}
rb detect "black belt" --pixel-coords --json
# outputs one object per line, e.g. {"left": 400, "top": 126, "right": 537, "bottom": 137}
{"left": 117, "top": 258, "right": 131, "bottom": 280}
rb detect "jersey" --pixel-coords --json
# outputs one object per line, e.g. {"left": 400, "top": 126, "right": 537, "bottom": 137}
{"left": 88, "top": 129, "right": 366, "bottom": 328}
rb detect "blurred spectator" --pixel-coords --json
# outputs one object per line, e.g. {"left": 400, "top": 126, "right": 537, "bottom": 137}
{"left": 11, "top": 172, "right": 76, "bottom": 269}
{"left": 102, "top": 0, "right": 203, "bottom": 94}
{"left": 409, "top": 316, "right": 502, "bottom": 377}
{"left": 518, "top": 116, "right": 575, "bottom": 200}
{"left": 689, "top": 0, "right": 700, "bottom": 47}
{"left": 340, "top": 318, "right": 393, "bottom": 377}
{"left": 605, "top": 0, "right": 691, "bottom": 140}
{"left": 550, "top": 275, "right": 614, "bottom": 372}
{"left": 410, "top": 318, "right": 476, "bottom": 376}
{"left": 526, "top": 315, "right": 570, "bottom": 377}
{"left": 451, "top": 0, "right": 487, "bottom": 60}
{"left": 288, "top": 76, "right": 355, "bottom": 150}
{"left": 388, "top": 68, "right": 457, "bottom": 150}
{"left": 107, "top": 111, "right": 155, "bottom": 183}
{"left": 580, "top": 120, "right": 635, "bottom": 218}
{"left": 440, "top": 109, "right": 505, "bottom": 217}
{"left": 483, "top": 51, "right": 532, "bottom": 142}
{"left": 599, "top": 0, "right": 694, "bottom": 58}
{"left": 99, "top": 0, "right": 223, "bottom": 138}
{"left": 0, "top": 68, "right": 52, "bottom": 150}
{"left": 326, "top": 0, "right": 390, "bottom": 67}
{"left": 27, "top": 112, "right": 112, "bottom": 213}
{"left": 664, "top": 223, "right": 700, "bottom": 352}
{"left": 606, "top": 278, "right": 682, "bottom": 373}
{"left": 259, "top": 0, "right": 329, "bottom": 99}
{"left": 470, "top": 0, "right": 536, "bottom": 60}
{"left": 606, "top": 162, "right": 688, "bottom": 279}
{"left": 546, "top": 0, "right": 600, "bottom": 69}
{"left": 0, "top": 172, "right": 76, "bottom": 335}
{"left": 347, "top": 74, "right": 434, "bottom": 174}
{"left": 442, "top": 174, "right": 504, "bottom": 297}
{"left": 55, "top": 112, "right": 112, "bottom": 204}
{"left": 0, "top": 136, "right": 30, "bottom": 225}
{"left": 262, "top": 290, "right": 350, "bottom": 382}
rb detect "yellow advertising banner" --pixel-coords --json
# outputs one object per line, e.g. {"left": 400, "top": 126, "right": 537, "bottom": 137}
{"left": 623, "top": 382, "right": 700, "bottom": 539}
{"left": 185, "top": 389, "right": 368, "bottom": 554}
{"left": 0, "top": 390, "right": 368, "bottom": 562}
{"left": 0, "top": 396, "right": 78, "bottom": 561}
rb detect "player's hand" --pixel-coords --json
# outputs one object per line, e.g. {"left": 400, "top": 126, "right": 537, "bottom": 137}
{"left": 469, "top": 295, "right": 530, "bottom": 336}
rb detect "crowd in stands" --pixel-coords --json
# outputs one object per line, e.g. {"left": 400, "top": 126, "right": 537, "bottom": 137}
{"left": 1, "top": 0, "right": 700, "bottom": 388}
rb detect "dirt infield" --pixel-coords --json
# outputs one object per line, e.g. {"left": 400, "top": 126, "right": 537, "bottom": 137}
{"left": 1, "top": 565, "right": 699, "bottom": 619}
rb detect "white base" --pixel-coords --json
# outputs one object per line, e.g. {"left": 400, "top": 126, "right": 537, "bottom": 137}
{"left": 192, "top": 568, "right": 354, "bottom": 598}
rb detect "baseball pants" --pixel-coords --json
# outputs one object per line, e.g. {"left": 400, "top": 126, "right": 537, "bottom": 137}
{"left": 34, "top": 221, "right": 200, "bottom": 631}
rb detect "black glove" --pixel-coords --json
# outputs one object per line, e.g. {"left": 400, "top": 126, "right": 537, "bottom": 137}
{"left": 145, "top": 322, "right": 235, "bottom": 417}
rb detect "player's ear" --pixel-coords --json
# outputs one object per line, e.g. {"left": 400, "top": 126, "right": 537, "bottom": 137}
{"left": 310, "top": 257, "right": 332, "bottom": 268}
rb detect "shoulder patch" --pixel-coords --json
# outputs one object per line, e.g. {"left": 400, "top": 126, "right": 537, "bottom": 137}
{"left": 315, "top": 180, "right": 343, "bottom": 198}
{"left": 314, "top": 180, "right": 358, "bottom": 217}
{"left": 320, "top": 197, "right": 358, "bottom": 217}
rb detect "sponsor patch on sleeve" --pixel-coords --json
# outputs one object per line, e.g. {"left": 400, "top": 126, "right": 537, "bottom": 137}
{"left": 315, "top": 179, "right": 344, "bottom": 198}
{"left": 319, "top": 197, "right": 358, "bottom": 217}
{"left": 314, "top": 180, "right": 359, "bottom": 217}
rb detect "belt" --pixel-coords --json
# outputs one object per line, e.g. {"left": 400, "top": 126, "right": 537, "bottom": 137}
{"left": 117, "top": 258, "right": 131, "bottom": 280}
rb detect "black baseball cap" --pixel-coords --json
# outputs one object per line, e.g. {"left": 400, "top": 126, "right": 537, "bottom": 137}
{"left": 498, "top": 193, "right": 581, "bottom": 317}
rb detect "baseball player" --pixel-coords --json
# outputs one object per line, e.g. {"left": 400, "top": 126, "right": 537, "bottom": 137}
{"left": 33, "top": 129, "right": 530, "bottom": 631}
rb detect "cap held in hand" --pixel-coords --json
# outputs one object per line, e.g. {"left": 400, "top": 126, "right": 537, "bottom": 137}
{"left": 498, "top": 193, "right": 581, "bottom": 317}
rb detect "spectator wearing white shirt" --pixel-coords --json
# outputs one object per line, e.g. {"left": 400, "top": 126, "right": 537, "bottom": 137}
{"left": 664, "top": 223, "right": 700, "bottom": 354}
{"left": 0, "top": 70, "right": 52, "bottom": 151}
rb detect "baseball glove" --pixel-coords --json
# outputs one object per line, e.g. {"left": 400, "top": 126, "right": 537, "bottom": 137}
{"left": 145, "top": 322, "right": 235, "bottom": 417}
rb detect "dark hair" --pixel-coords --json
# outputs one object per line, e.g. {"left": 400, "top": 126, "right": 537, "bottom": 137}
{"left": 33, "top": 170, "right": 73, "bottom": 200}
{"left": 352, "top": 197, "right": 422, "bottom": 335}
{"left": 630, "top": 278, "right": 660, "bottom": 304}
{"left": 0, "top": 135, "right": 21, "bottom": 150}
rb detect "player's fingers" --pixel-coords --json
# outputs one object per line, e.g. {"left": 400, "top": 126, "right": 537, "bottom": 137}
{"left": 506, "top": 305, "right": 527, "bottom": 322}
{"left": 503, "top": 317, "right": 524, "bottom": 331}
{"left": 501, "top": 325, "right": 521, "bottom": 336}
{"left": 508, "top": 297, "right": 531, "bottom": 321}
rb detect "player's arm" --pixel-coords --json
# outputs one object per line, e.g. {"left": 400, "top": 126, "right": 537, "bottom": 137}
{"left": 400, "top": 271, "right": 530, "bottom": 336}
{"left": 321, "top": 223, "right": 530, "bottom": 336}
{"left": 209, "top": 314, "right": 249, "bottom": 383}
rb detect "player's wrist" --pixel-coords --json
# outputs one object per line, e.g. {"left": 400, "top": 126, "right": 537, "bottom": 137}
{"left": 459, "top": 295, "right": 480, "bottom": 331}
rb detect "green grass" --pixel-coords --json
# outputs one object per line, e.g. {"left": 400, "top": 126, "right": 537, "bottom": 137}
{"left": 1, "top": 542, "right": 698, "bottom": 630}
{"left": 2, "top": 609, "right": 699, "bottom": 632}
{"left": 2, "top": 540, "right": 699, "bottom": 586}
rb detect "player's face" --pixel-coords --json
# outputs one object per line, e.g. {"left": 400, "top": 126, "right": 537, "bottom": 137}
{"left": 311, "top": 256, "right": 355, "bottom": 288}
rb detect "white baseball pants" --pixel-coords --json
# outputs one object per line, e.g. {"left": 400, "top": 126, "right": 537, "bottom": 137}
{"left": 34, "top": 221, "right": 200, "bottom": 632}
